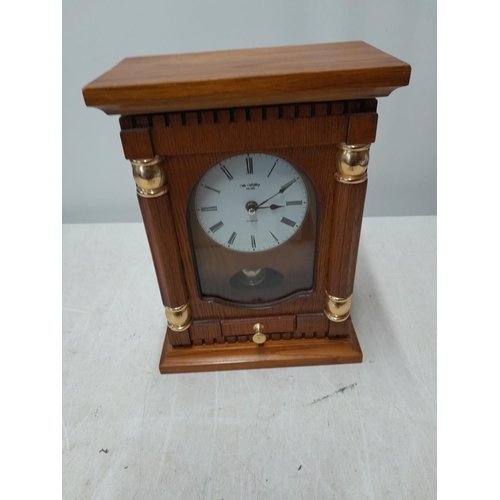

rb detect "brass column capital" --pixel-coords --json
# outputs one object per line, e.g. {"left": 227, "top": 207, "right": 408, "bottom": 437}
{"left": 165, "top": 302, "right": 192, "bottom": 332}
{"left": 324, "top": 291, "right": 352, "bottom": 322}
{"left": 130, "top": 156, "right": 168, "bottom": 198}
{"left": 335, "top": 143, "right": 370, "bottom": 184}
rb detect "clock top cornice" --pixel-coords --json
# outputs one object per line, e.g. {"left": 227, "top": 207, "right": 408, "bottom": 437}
{"left": 82, "top": 41, "right": 411, "bottom": 116}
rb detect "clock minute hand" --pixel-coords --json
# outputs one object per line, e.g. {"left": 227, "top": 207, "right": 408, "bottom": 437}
{"left": 257, "top": 179, "right": 297, "bottom": 207}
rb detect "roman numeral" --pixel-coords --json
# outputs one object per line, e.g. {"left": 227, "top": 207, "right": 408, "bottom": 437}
{"left": 267, "top": 160, "right": 277, "bottom": 177}
{"left": 269, "top": 231, "right": 279, "bottom": 243}
{"left": 228, "top": 232, "right": 237, "bottom": 245}
{"left": 286, "top": 200, "right": 303, "bottom": 206}
{"left": 209, "top": 221, "right": 224, "bottom": 233}
{"left": 246, "top": 157, "right": 253, "bottom": 174}
{"left": 203, "top": 185, "right": 220, "bottom": 194}
{"left": 251, "top": 235, "right": 256, "bottom": 249}
{"left": 220, "top": 165, "right": 233, "bottom": 180}
{"left": 281, "top": 217, "right": 296, "bottom": 228}
{"left": 200, "top": 206, "right": 217, "bottom": 212}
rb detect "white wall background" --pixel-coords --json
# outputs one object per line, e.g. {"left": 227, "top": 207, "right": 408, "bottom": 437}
{"left": 63, "top": 0, "right": 436, "bottom": 223}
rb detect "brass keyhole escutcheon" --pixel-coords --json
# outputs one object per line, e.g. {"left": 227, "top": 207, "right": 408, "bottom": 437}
{"left": 252, "top": 323, "right": 266, "bottom": 344}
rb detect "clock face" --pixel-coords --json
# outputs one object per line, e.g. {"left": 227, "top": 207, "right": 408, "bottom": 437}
{"left": 195, "top": 153, "right": 308, "bottom": 252}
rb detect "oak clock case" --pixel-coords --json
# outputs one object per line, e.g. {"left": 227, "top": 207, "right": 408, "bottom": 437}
{"left": 82, "top": 41, "right": 411, "bottom": 373}
{"left": 187, "top": 152, "right": 317, "bottom": 306}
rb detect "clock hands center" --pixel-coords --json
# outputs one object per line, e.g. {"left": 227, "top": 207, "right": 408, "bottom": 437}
{"left": 245, "top": 201, "right": 284, "bottom": 215}
{"left": 244, "top": 179, "right": 296, "bottom": 215}
{"left": 245, "top": 200, "right": 259, "bottom": 216}
{"left": 256, "top": 179, "right": 297, "bottom": 208}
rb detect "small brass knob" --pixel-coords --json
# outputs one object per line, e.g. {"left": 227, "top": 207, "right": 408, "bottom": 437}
{"left": 252, "top": 323, "right": 266, "bottom": 344}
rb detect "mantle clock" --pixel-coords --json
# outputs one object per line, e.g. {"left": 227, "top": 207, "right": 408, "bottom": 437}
{"left": 83, "top": 42, "right": 411, "bottom": 373}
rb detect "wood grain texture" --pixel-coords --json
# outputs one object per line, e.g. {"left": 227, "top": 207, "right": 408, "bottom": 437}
{"left": 159, "top": 319, "right": 362, "bottom": 373}
{"left": 167, "top": 330, "right": 191, "bottom": 347}
{"left": 327, "top": 181, "right": 368, "bottom": 298}
{"left": 120, "top": 129, "right": 154, "bottom": 159}
{"left": 151, "top": 113, "right": 347, "bottom": 156}
{"left": 221, "top": 315, "right": 296, "bottom": 336}
{"left": 328, "top": 318, "right": 354, "bottom": 338}
{"left": 296, "top": 313, "right": 329, "bottom": 335}
{"left": 137, "top": 190, "right": 189, "bottom": 307}
{"left": 346, "top": 113, "right": 378, "bottom": 144}
{"left": 190, "top": 320, "right": 222, "bottom": 341}
{"left": 83, "top": 42, "right": 410, "bottom": 115}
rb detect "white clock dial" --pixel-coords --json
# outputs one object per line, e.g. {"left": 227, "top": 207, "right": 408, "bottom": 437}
{"left": 195, "top": 153, "right": 308, "bottom": 252}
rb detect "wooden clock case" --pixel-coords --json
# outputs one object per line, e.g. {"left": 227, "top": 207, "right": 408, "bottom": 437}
{"left": 83, "top": 42, "right": 411, "bottom": 373}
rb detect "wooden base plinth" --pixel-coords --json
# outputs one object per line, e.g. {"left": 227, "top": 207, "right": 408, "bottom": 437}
{"left": 159, "top": 319, "right": 362, "bottom": 373}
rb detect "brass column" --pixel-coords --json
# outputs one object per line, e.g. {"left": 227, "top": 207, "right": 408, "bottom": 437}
{"left": 131, "top": 156, "right": 192, "bottom": 338}
{"left": 325, "top": 143, "right": 370, "bottom": 328}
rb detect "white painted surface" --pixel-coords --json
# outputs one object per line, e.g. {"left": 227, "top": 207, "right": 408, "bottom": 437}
{"left": 62, "top": 216, "right": 436, "bottom": 499}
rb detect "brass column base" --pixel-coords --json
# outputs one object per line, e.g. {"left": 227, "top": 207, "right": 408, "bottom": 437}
{"left": 324, "top": 291, "right": 352, "bottom": 322}
{"left": 165, "top": 302, "right": 192, "bottom": 332}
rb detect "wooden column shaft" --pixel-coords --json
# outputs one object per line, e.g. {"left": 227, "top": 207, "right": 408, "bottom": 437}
{"left": 137, "top": 193, "right": 188, "bottom": 308}
{"left": 327, "top": 180, "right": 367, "bottom": 298}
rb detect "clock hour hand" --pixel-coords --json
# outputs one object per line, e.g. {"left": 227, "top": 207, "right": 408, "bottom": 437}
{"left": 257, "top": 179, "right": 297, "bottom": 207}
{"left": 258, "top": 204, "right": 284, "bottom": 210}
